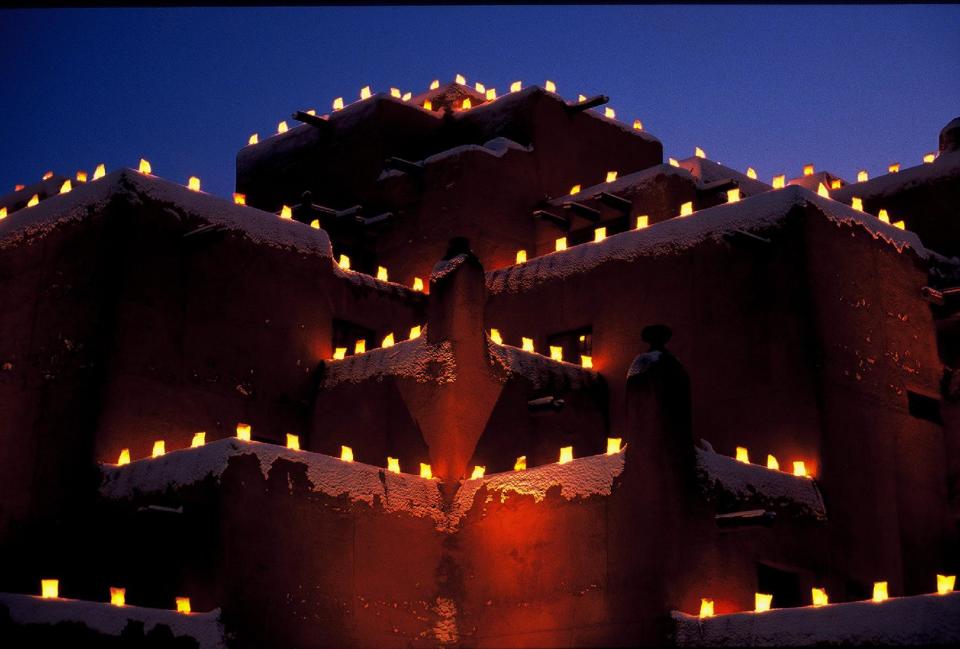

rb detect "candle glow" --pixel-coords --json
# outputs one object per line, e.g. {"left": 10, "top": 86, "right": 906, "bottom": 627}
{"left": 559, "top": 446, "right": 573, "bottom": 464}
{"left": 236, "top": 423, "right": 251, "bottom": 441}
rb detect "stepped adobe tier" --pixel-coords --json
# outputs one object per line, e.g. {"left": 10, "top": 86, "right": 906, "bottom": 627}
{"left": 1, "top": 77, "right": 959, "bottom": 648}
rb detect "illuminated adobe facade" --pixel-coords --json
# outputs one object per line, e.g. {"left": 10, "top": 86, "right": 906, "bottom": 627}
{"left": 0, "top": 79, "right": 959, "bottom": 648}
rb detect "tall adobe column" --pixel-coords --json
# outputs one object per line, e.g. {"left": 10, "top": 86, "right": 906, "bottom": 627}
{"left": 400, "top": 238, "right": 504, "bottom": 488}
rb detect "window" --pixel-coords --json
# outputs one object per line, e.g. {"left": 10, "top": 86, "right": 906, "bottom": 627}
{"left": 332, "top": 319, "right": 374, "bottom": 357}
{"left": 907, "top": 390, "right": 942, "bottom": 424}
{"left": 757, "top": 563, "right": 802, "bottom": 609}
{"left": 547, "top": 326, "right": 592, "bottom": 363}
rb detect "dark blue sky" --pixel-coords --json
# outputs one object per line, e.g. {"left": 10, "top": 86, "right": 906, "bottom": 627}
{"left": 2, "top": 6, "right": 958, "bottom": 199}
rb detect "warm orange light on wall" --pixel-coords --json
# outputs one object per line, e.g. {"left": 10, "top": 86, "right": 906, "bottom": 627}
{"left": 633, "top": 119, "right": 643, "bottom": 131}
{"left": 514, "top": 456, "right": 527, "bottom": 471}
{"left": 382, "top": 333, "right": 395, "bottom": 348}
{"left": 510, "top": 81, "right": 522, "bottom": 93}
{"left": 604, "top": 107, "right": 615, "bottom": 119}
{"left": 736, "top": 446, "right": 750, "bottom": 463}
{"left": 569, "top": 184, "right": 581, "bottom": 195}
{"left": 27, "top": 194, "right": 39, "bottom": 207}
{"left": 191, "top": 432, "right": 206, "bottom": 448}
{"left": 746, "top": 167, "right": 757, "bottom": 180}
{"left": 888, "top": 163, "right": 900, "bottom": 173}
{"left": 420, "top": 463, "right": 433, "bottom": 479}
{"left": 117, "top": 448, "right": 131, "bottom": 465}
{"left": 461, "top": 98, "right": 472, "bottom": 110}
{"left": 470, "top": 466, "right": 485, "bottom": 480}
{"left": 412, "top": 277, "right": 424, "bottom": 291}
{"left": 41, "top": 579, "right": 59, "bottom": 599}
{"left": 332, "top": 97, "right": 344, "bottom": 112}
{"left": 286, "top": 434, "right": 300, "bottom": 451}
{"left": 695, "top": 147, "right": 706, "bottom": 159}
{"left": 594, "top": 227, "right": 607, "bottom": 242}
{"left": 923, "top": 152, "right": 936, "bottom": 164}
{"left": 310, "top": 219, "right": 320, "bottom": 229}
{"left": 429, "top": 79, "right": 440, "bottom": 90}
{"left": 455, "top": 74, "right": 466, "bottom": 85}
{"left": 516, "top": 250, "right": 527, "bottom": 264}
{"left": 581, "top": 355, "right": 593, "bottom": 369}
{"left": 545, "top": 80, "right": 556, "bottom": 93}
{"left": 376, "top": 266, "right": 389, "bottom": 281}
{"left": 336, "top": 254, "right": 351, "bottom": 270}
{"left": 772, "top": 174, "right": 785, "bottom": 189}
{"left": 893, "top": 220, "right": 905, "bottom": 230}
{"left": 755, "top": 593, "right": 772, "bottom": 612}
{"left": 727, "top": 188, "right": 740, "bottom": 203}
{"left": 549, "top": 345, "right": 563, "bottom": 361}
{"left": 387, "top": 457, "right": 400, "bottom": 474}
{"left": 793, "top": 461, "right": 808, "bottom": 477}
{"left": 811, "top": 587, "right": 829, "bottom": 607}
{"left": 409, "top": 325, "right": 421, "bottom": 340}
{"left": 277, "top": 205, "right": 291, "bottom": 220}
{"left": 857, "top": 170, "right": 868, "bottom": 182}
{"left": 236, "top": 423, "right": 251, "bottom": 441}
{"left": 489, "top": 329, "right": 503, "bottom": 345}
{"left": 176, "top": 597, "right": 191, "bottom": 614}
{"left": 42, "top": 171, "right": 53, "bottom": 180}
{"left": 937, "top": 574, "right": 955, "bottom": 594}
{"left": 138, "top": 158, "right": 152, "bottom": 175}
{"left": 699, "top": 598, "right": 714, "bottom": 618}
{"left": 559, "top": 446, "right": 573, "bottom": 464}
{"left": 766, "top": 454, "right": 779, "bottom": 471}
{"left": 872, "top": 581, "right": 888, "bottom": 602}
{"left": 59, "top": 180, "right": 72, "bottom": 194}
{"left": 423, "top": 100, "right": 433, "bottom": 111}
{"left": 679, "top": 201, "right": 693, "bottom": 217}
{"left": 878, "top": 209, "right": 890, "bottom": 223}
{"left": 360, "top": 85, "right": 372, "bottom": 100}
{"left": 354, "top": 339, "right": 366, "bottom": 354}
{"left": 817, "top": 183, "right": 830, "bottom": 198}
{"left": 521, "top": 337, "right": 535, "bottom": 353}
{"left": 486, "top": 89, "right": 497, "bottom": 101}
{"left": 555, "top": 237, "right": 567, "bottom": 252}
{"left": 76, "top": 171, "right": 88, "bottom": 182}
{"left": 605, "top": 171, "right": 618, "bottom": 183}
{"left": 830, "top": 179, "right": 841, "bottom": 189}
{"left": 333, "top": 347, "right": 347, "bottom": 360}
{"left": 110, "top": 587, "right": 126, "bottom": 606}
{"left": 233, "top": 193, "right": 246, "bottom": 205}
{"left": 152, "top": 440, "right": 166, "bottom": 457}
{"left": 277, "top": 121, "right": 288, "bottom": 134}
{"left": 340, "top": 445, "right": 354, "bottom": 462}
{"left": 0, "top": 207, "right": 7, "bottom": 220}
{"left": 606, "top": 437, "right": 622, "bottom": 454}
{"left": 668, "top": 158, "right": 679, "bottom": 167}
{"left": 851, "top": 197, "right": 863, "bottom": 211}
{"left": 578, "top": 94, "right": 587, "bottom": 103}
{"left": 188, "top": 176, "right": 201, "bottom": 192}
{"left": 389, "top": 87, "right": 401, "bottom": 98}
{"left": 93, "top": 163, "right": 106, "bottom": 180}
{"left": 803, "top": 164, "right": 814, "bottom": 176}
{"left": 636, "top": 215, "right": 649, "bottom": 230}
{"left": 248, "top": 133, "right": 258, "bottom": 145}
{"left": 14, "top": 184, "right": 24, "bottom": 191}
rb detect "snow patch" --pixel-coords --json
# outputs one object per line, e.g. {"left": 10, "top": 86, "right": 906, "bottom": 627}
{"left": 550, "top": 163, "right": 691, "bottom": 203}
{"left": 488, "top": 186, "right": 927, "bottom": 295}
{"left": 100, "top": 438, "right": 448, "bottom": 528}
{"left": 321, "top": 335, "right": 456, "bottom": 387}
{"left": 0, "top": 593, "right": 225, "bottom": 649}
{"left": 430, "top": 253, "right": 469, "bottom": 282}
{"left": 672, "top": 591, "right": 960, "bottom": 646}
{"left": 488, "top": 339, "right": 597, "bottom": 390}
{"left": 678, "top": 156, "right": 772, "bottom": 196}
{"left": 422, "top": 137, "right": 532, "bottom": 166}
{"left": 0, "top": 169, "right": 333, "bottom": 258}
{"left": 449, "top": 447, "right": 626, "bottom": 527}
{"left": 695, "top": 446, "right": 826, "bottom": 519}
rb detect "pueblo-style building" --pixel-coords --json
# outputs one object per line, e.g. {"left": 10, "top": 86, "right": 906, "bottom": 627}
{"left": 0, "top": 77, "right": 959, "bottom": 648}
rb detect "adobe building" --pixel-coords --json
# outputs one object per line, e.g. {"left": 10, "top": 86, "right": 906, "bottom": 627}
{"left": 0, "top": 77, "right": 959, "bottom": 648}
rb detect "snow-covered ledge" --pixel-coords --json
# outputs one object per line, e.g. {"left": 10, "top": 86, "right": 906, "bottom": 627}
{"left": 100, "top": 438, "right": 627, "bottom": 533}
{"left": 100, "top": 438, "right": 447, "bottom": 529}
{"left": 672, "top": 591, "right": 960, "bottom": 647}
{"left": 695, "top": 447, "right": 826, "bottom": 520}
{"left": 0, "top": 592, "right": 225, "bottom": 649}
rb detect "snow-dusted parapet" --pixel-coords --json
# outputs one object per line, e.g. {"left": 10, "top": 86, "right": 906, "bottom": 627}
{"left": 0, "top": 169, "right": 333, "bottom": 258}
{"left": 672, "top": 591, "right": 960, "bottom": 647}
{"left": 423, "top": 137, "right": 533, "bottom": 166}
{"left": 320, "top": 335, "right": 457, "bottom": 388}
{"left": 0, "top": 592, "right": 225, "bottom": 649}
{"left": 488, "top": 339, "right": 597, "bottom": 390}
{"left": 677, "top": 156, "right": 772, "bottom": 196}
{"left": 100, "top": 437, "right": 448, "bottom": 528}
{"left": 833, "top": 150, "right": 960, "bottom": 203}
{"left": 549, "top": 163, "right": 692, "bottom": 204}
{"left": 695, "top": 447, "right": 826, "bottom": 520}
{"left": 449, "top": 446, "right": 627, "bottom": 528}
{"left": 488, "top": 185, "right": 927, "bottom": 295}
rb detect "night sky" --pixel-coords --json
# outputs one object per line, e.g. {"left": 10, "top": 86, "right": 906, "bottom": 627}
{"left": 1, "top": 6, "right": 958, "bottom": 199}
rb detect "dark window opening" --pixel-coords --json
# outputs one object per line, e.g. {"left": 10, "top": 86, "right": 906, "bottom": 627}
{"left": 757, "top": 563, "right": 802, "bottom": 609}
{"left": 907, "top": 390, "right": 942, "bottom": 424}
{"left": 332, "top": 319, "right": 375, "bottom": 357}
{"left": 547, "top": 326, "right": 593, "bottom": 364}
